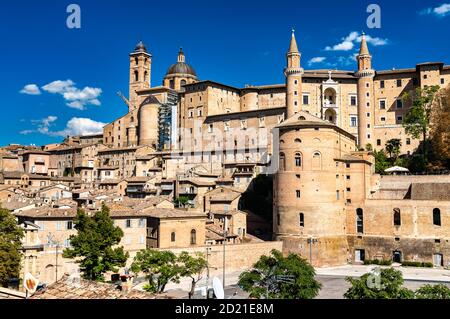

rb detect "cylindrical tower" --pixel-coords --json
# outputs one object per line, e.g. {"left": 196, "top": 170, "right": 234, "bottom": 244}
{"left": 138, "top": 95, "right": 160, "bottom": 148}
{"left": 355, "top": 33, "right": 375, "bottom": 149}
{"left": 274, "top": 113, "right": 356, "bottom": 266}
{"left": 284, "top": 29, "right": 304, "bottom": 118}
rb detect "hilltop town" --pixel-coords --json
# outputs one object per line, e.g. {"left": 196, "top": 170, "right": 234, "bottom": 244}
{"left": 1, "top": 31, "right": 450, "bottom": 298}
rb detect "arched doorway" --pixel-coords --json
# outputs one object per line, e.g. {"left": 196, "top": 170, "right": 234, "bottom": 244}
{"left": 324, "top": 108, "right": 337, "bottom": 124}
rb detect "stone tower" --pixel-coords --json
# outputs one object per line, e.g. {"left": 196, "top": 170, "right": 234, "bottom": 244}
{"left": 284, "top": 29, "right": 304, "bottom": 118}
{"left": 273, "top": 111, "right": 360, "bottom": 266}
{"left": 129, "top": 41, "right": 152, "bottom": 109}
{"left": 355, "top": 33, "right": 375, "bottom": 149}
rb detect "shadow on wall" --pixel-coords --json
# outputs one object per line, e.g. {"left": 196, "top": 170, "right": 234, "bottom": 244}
{"left": 238, "top": 174, "right": 273, "bottom": 241}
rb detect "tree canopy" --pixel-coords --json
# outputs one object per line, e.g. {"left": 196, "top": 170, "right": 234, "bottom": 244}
{"left": 62, "top": 205, "right": 128, "bottom": 281}
{"left": 131, "top": 249, "right": 181, "bottom": 293}
{"left": 344, "top": 267, "right": 450, "bottom": 299}
{"left": 238, "top": 249, "right": 321, "bottom": 299}
{"left": 178, "top": 251, "right": 208, "bottom": 299}
{"left": 0, "top": 207, "right": 24, "bottom": 287}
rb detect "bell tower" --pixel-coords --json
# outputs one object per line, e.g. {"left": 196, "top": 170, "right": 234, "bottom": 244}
{"left": 284, "top": 29, "right": 304, "bottom": 118}
{"left": 129, "top": 41, "right": 151, "bottom": 109}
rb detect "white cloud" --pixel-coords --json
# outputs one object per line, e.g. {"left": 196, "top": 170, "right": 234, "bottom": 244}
{"left": 421, "top": 3, "right": 450, "bottom": 17}
{"left": 308, "top": 57, "right": 326, "bottom": 66}
{"left": 20, "top": 116, "right": 105, "bottom": 137}
{"left": 21, "top": 115, "right": 58, "bottom": 135}
{"left": 53, "top": 117, "right": 106, "bottom": 137}
{"left": 20, "top": 84, "right": 41, "bottom": 95}
{"left": 325, "top": 31, "right": 388, "bottom": 51}
{"left": 41, "top": 79, "right": 102, "bottom": 110}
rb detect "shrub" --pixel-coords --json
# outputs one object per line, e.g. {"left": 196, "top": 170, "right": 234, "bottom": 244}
{"left": 363, "top": 259, "right": 392, "bottom": 266}
{"left": 402, "top": 261, "right": 433, "bottom": 268}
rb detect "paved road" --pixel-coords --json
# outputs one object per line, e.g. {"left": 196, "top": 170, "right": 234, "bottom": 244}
{"left": 316, "top": 275, "right": 450, "bottom": 299}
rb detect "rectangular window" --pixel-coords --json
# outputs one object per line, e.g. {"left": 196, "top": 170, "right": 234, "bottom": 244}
{"left": 396, "top": 99, "right": 403, "bottom": 109}
{"left": 188, "top": 109, "right": 194, "bottom": 118}
{"left": 379, "top": 100, "right": 386, "bottom": 109}
{"left": 336, "top": 190, "right": 340, "bottom": 200}
{"left": 208, "top": 124, "right": 213, "bottom": 133}
{"left": 346, "top": 175, "right": 351, "bottom": 180}
{"left": 259, "top": 116, "right": 265, "bottom": 127}
{"left": 441, "top": 78, "right": 445, "bottom": 85}
{"left": 406, "top": 138, "right": 411, "bottom": 145}
{"left": 303, "top": 94, "right": 309, "bottom": 105}
{"left": 366, "top": 112, "right": 370, "bottom": 118}
{"left": 350, "top": 95, "right": 357, "bottom": 106}
{"left": 381, "top": 117, "right": 386, "bottom": 122}
{"left": 377, "top": 139, "right": 381, "bottom": 146}
{"left": 350, "top": 116, "right": 357, "bottom": 127}
{"left": 296, "top": 190, "right": 301, "bottom": 198}
{"left": 138, "top": 218, "right": 145, "bottom": 228}
{"left": 397, "top": 116, "right": 403, "bottom": 122}
{"left": 380, "top": 80, "right": 385, "bottom": 89}
{"left": 241, "top": 119, "right": 247, "bottom": 130}
{"left": 66, "top": 221, "right": 73, "bottom": 230}
{"left": 299, "top": 213, "right": 304, "bottom": 227}
{"left": 126, "top": 219, "right": 132, "bottom": 228}
{"left": 56, "top": 221, "right": 62, "bottom": 231}
{"left": 224, "top": 121, "right": 230, "bottom": 132}
{"left": 397, "top": 79, "right": 402, "bottom": 87}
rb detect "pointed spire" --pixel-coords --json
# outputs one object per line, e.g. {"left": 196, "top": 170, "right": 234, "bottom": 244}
{"left": 288, "top": 28, "right": 299, "bottom": 53}
{"left": 177, "top": 47, "right": 185, "bottom": 63}
{"left": 359, "top": 32, "right": 370, "bottom": 55}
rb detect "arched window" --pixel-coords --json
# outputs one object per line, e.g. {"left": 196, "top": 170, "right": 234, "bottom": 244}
{"left": 299, "top": 213, "right": 304, "bottom": 227}
{"left": 170, "top": 79, "right": 175, "bottom": 89}
{"left": 279, "top": 153, "right": 286, "bottom": 171}
{"left": 135, "top": 57, "right": 139, "bottom": 65}
{"left": 190, "top": 229, "right": 197, "bottom": 245}
{"left": 171, "top": 232, "right": 176, "bottom": 242}
{"left": 295, "top": 153, "right": 302, "bottom": 167}
{"left": 393, "top": 208, "right": 401, "bottom": 226}
{"left": 180, "top": 79, "right": 187, "bottom": 87}
{"left": 433, "top": 208, "right": 441, "bottom": 226}
{"left": 295, "top": 138, "right": 301, "bottom": 143}
{"left": 134, "top": 70, "right": 139, "bottom": 82}
{"left": 312, "top": 152, "right": 321, "bottom": 170}
{"left": 144, "top": 71, "right": 148, "bottom": 82}
{"left": 299, "top": 116, "right": 306, "bottom": 120}
{"left": 356, "top": 208, "right": 364, "bottom": 233}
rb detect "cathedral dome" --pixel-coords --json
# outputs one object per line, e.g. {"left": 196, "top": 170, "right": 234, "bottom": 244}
{"left": 165, "top": 48, "right": 197, "bottom": 77}
{"left": 166, "top": 63, "right": 197, "bottom": 77}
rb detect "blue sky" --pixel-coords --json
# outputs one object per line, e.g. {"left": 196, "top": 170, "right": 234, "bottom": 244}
{"left": 1, "top": 0, "right": 449, "bottom": 146}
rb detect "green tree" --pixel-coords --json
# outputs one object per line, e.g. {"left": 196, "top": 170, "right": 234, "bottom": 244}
{"left": 63, "top": 205, "right": 128, "bottom": 281}
{"left": 238, "top": 249, "right": 321, "bottom": 299}
{"left": 365, "top": 143, "right": 373, "bottom": 152}
{"left": 0, "top": 207, "right": 24, "bottom": 287}
{"left": 344, "top": 267, "right": 414, "bottom": 299}
{"left": 131, "top": 249, "right": 181, "bottom": 293}
{"left": 385, "top": 138, "right": 402, "bottom": 164}
{"left": 178, "top": 251, "right": 208, "bottom": 299}
{"left": 430, "top": 86, "right": 450, "bottom": 169}
{"left": 402, "top": 85, "right": 440, "bottom": 162}
{"left": 415, "top": 284, "right": 450, "bottom": 299}
{"left": 374, "top": 150, "right": 390, "bottom": 174}
{"left": 174, "top": 196, "right": 189, "bottom": 208}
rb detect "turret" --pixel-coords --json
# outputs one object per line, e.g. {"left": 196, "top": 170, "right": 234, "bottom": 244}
{"left": 284, "top": 29, "right": 304, "bottom": 118}
{"left": 355, "top": 32, "right": 375, "bottom": 149}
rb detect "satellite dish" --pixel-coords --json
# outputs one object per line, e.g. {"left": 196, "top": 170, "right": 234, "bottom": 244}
{"left": 212, "top": 277, "right": 225, "bottom": 299}
{"left": 23, "top": 272, "right": 39, "bottom": 294}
